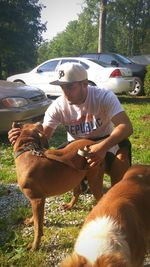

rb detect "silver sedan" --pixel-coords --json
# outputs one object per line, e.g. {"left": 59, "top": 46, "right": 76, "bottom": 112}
{"left": 0, "top": 80, "right": 52, "bottom": 134}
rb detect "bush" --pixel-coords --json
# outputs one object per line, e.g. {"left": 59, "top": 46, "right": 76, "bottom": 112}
{"left": 144, "top": 64, "right": 150, "bottom": 96}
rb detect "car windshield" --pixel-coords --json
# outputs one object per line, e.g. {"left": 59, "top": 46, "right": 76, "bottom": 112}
{"left": 115, "top": 54, "right": 132, "bottom": 64}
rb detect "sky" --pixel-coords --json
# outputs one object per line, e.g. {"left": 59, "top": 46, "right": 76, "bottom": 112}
{"left": 39, "top": 0, "right": 85, "bottom": 41}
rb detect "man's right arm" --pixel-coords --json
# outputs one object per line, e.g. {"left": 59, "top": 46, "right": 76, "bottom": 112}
{"left": 8, "top": 127, "right": 22, "bottom": 145}
{"left": 43, "top": 125, "right": 55, "bottom": 139}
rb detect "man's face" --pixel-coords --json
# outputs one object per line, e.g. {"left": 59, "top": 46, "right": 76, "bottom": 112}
{"left": 61, "top": 81, "right": 87, "bottom": 105}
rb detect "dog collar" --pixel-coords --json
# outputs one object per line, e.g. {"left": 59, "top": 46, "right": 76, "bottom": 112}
{"left": 14, "top": 144, "right": 44, "bottom": 159}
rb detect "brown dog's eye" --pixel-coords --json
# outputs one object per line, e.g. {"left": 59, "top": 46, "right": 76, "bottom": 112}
{"left": 38, "top": 132, "right": 43, "bottom": 138}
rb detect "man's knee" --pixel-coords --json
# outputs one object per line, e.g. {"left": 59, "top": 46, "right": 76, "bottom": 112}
{"left": 117, "top": 147, "right": 130, "bottom": 162}
{"left": 118, "top": 139, "right": 132, "bottom": 166}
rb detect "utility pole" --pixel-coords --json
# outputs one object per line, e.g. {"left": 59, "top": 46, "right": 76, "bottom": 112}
{"left": 98, "top": 0, "right": 107, "bottom": 52}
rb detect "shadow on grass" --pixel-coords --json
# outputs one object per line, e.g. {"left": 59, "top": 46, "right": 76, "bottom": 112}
{"left": 0, "top": 134, "right": 10, "bottom": 145}
{"left": 118, "top": 95, "right": 150, "bottom": 104}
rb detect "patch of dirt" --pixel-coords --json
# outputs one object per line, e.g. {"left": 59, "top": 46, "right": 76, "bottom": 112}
{"left": 141, "top": 114, "right": 150, "bottom": 121}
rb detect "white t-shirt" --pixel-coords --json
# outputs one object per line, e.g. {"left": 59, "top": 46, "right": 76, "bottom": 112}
{"left": 43, "top": 86, "right": 124, "bottom": 142}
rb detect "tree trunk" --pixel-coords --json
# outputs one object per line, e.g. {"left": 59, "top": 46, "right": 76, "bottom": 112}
{"left": 98, "top": 0, "right": 107, "bottom": 52}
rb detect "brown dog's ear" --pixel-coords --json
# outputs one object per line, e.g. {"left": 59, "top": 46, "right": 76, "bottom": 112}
{"left": 34, "top": 122, "right": 43, "bottom": 131}
{"left": 32, "top": 124, "right": 49, "bottom": 149}
{"left": 38, "top": 132, "right": 49, "bottom": 149}
{"left": 12, "top": 121, "right": 23, "bottom": 128}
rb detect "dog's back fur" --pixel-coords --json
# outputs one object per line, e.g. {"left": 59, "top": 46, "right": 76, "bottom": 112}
{"left": 60, "top": 165, "right": 150, "bottom": 267}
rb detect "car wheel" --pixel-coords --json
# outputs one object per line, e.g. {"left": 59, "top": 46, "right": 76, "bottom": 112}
{"left": 128, "top": 77, "right": 143, "bottom": 96}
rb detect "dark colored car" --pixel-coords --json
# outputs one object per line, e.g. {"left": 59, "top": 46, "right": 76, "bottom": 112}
{"left": 0, "top": 80, "right": 51, "bottom": 134}
{"left": 80, "top": 52, "right": 147, "bottom": 96}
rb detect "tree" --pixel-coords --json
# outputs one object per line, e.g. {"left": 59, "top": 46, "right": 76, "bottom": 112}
{"left": 0, "top": 0, "right": 46, "bottom": 78}
{"left": 98, "top": 0, "right": 107, "bottom": 52}
{"left": 106, "top": 0, "right": 150, "bottom": 55}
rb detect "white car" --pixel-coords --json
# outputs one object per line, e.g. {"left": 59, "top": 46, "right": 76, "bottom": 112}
{"left": 7, "top": 57, "right": 134, "bottom": 97}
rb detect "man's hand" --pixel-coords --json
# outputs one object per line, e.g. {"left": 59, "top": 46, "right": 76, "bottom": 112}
{"left": 8, "top": 126, "right": 21, "bottom": 145}
{"left": 86, "top": 142, "right": 107, "bottom": 168}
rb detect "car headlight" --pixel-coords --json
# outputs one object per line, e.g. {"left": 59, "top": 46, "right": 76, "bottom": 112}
{"left": 2, "top": 97, "right": 28, "bottom": 107}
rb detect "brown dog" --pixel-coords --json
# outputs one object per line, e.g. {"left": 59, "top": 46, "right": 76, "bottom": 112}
{"left": 13, "top": 122, "right": 103, "bottom": 250}
{"left": 60, "top": 164, "right": 150, "bottom": 267}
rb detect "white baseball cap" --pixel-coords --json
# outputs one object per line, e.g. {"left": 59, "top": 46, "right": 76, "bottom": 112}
{"left": 50, "top": 62, "right": 88, "bottom": 85}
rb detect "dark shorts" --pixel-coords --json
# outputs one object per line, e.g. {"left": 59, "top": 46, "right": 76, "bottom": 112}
{"left": 105, "top": 139, "right": 132, "bottom": 172}
{"left": 57, "top": 137, "right": 132, "bottom": 171}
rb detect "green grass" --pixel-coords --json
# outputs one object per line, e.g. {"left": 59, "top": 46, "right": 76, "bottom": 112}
{"left": 122, "top": 100, "right": 150, "bottom": 164}
{"left": 0, "top": 97, "right": 150, "bottom": 266}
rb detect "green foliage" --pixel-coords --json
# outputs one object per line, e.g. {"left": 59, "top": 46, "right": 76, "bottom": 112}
{"left": 0, "top": 0, "right": 149, "bottom": 77}
{"left": 0, "top": 141, "right": 16, "bottom": 183}
{"left": 144, "top": 65, "right": 150, "bottom": 96}
{"left": 105, "top": 0, "right": 150, "bottom": 55}
{"left": 141, "top": 29, "right": 150, "bottom": 54}
{"left": 37, "top": 0, "right": 150, "bottom": 61}
{"left": 122, "top": 100, "right": 150, "bottom": 163}
{"left": 0, "top": 0, "right": 46, "bottom": 78}
{"left": 37, "top": 14, "right": 98, "bottom": 63}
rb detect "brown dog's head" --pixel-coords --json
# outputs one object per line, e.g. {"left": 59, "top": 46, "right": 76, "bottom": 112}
{"left": 13, "top": 122, "right": 49, "bottom": 151}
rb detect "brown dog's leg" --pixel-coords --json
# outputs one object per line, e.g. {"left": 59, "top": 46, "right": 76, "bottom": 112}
{"left": 28, "top": 197, "right": 45, "bottom": 251}
{"left": 63, "top": 185, "right": 81, "bottom": 210}
{"left": 86, "top": 163, "right": 105, "bottom": 202}
{"left": 64, "top": 164, "right": 104, "bottom": 210}
{"left": 109, "top": 147, "right": 130, "bottom": 186}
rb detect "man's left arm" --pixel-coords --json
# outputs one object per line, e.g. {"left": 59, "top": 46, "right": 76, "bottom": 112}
{"left": 87, "top": 111, "right": 133, "bottom": 167}
{"left": 103, "top": 111, "right": 133, "bottom": 149}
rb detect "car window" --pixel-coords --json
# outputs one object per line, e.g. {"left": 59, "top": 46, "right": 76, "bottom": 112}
{"left": 115, "top": 54, "right": 132, "bottom": 64}
{"left": 81, "top": 54, "right": 98, "bottom": 60}
{"left": 98, "top": 54, "right": 116, "bottom": 64}
{"left": 87, "top": 59, "right": 108, "bottom": 67}
{"left": 79, "top": 61, "right": 89, "bottom": 70}
{"left": 61, "top": 59, "right": 79, "bottom": 64}
{"left": 60, "top": 59, "right": 89, "bottom": 70}
{"left": 37, "top": 60, "right": 59, "bottom": 72}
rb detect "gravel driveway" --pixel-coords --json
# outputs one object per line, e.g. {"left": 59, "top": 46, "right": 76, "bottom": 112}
{"left": 0, "top": 183, "right": 150, "bottom": 266}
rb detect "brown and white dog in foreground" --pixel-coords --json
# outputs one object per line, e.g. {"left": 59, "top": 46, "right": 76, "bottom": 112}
{"left": 13, "top": 122, "right": 103, "bottom": 250}
{"left": 60, "top": 164, "right": 150, "bottom": 267}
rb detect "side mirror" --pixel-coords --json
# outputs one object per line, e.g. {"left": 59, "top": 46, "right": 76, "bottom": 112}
{"left": 37, "top": 68, "right": 43, "bottom": 73}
